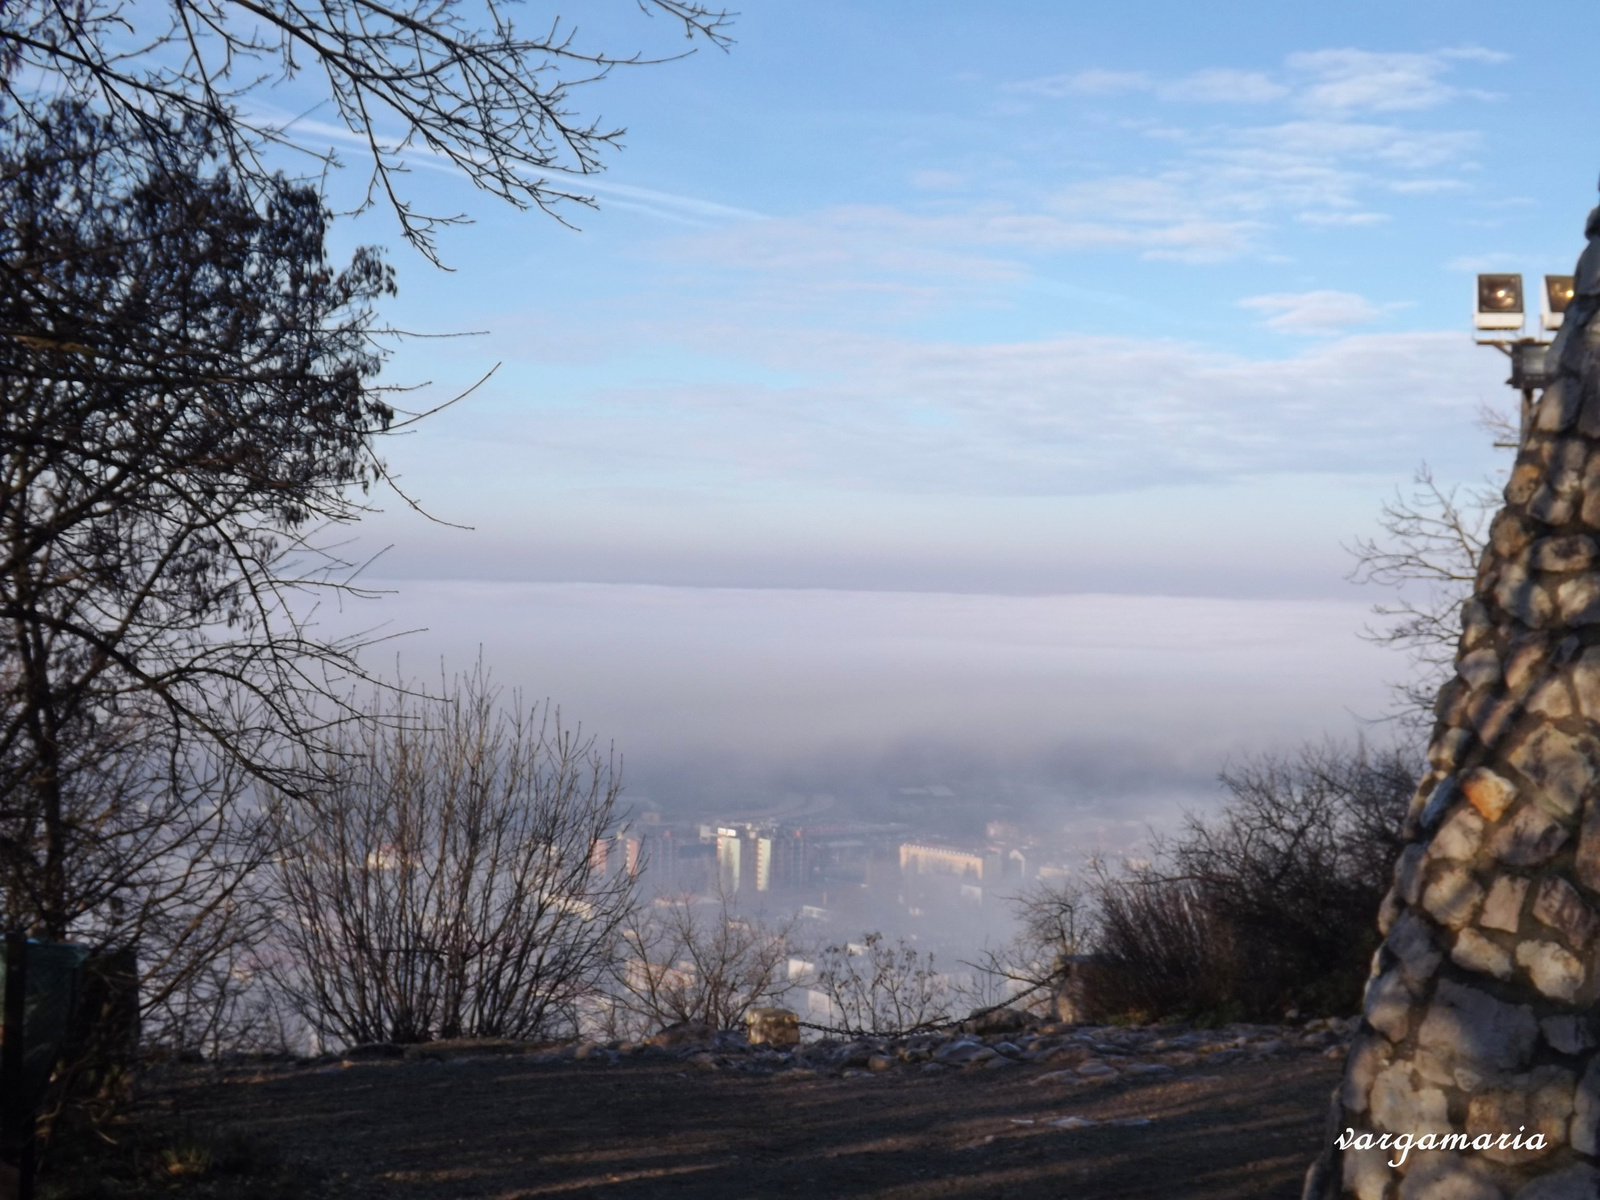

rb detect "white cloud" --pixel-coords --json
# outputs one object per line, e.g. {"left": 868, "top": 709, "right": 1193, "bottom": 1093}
{"left": 1005, "top": 45, "right": 1503, "bottom": 116}
{"left": 1240, "top": 290, "right": 1382, "bottom": 334}
{"left": 1446, "top": 253, "right": 1521, "bottom": 272}
{"left": 1287, "top": 47, "right": 1504, "bottom": 115}
{"left": 1158, "top": 69, "right": 1287, "bottom": 103}
{"left": 1388, "top": 178, "right": 1470, "bottom": 195}
{"left": 1008, "top": 69, "right": 1152, "bottom": 98}
{"left": 464, "top": 322, "right": 1497, "bottom": 497}
{"left": 1295, "top": 210, "right": 1390, "bottom": 227}
{"left": 676, "top": 203, "right": 1261, "bottom": 303}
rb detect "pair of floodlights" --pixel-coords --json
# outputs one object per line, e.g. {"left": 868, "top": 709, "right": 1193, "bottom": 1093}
{"left": 1475, "top": 273, "right": 1575, "bottom": 334}
{"left": 1474, "top": 273, "right": 1576, "bottom": 396}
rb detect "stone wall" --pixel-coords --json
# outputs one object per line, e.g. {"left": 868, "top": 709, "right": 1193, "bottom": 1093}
{"left": 1309, "top": 356, "right": 1600, "bottom": 1200}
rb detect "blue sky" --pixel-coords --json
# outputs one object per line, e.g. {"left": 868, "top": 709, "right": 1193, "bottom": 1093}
{"left": 278, "top": 3, "right": 1600, "bottom": 814}
{"left": 276, "top": 0, "right": 1596, "bottom": 599}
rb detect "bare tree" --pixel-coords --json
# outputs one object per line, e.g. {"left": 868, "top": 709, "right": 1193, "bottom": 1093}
{"left": 609, "top": 888, "right": 793, "bottom": 1036}
{"left": 0, "top": 102, "right": 395, "bottom": 1044}
{"left": 809, "top": 932, "right": 957, "bottom": 1037}
{"left": 268, "top": 663, "right": 635, "bottom": 1046}
{"left": 2, "top": 0, "right": 733, "bottom": 263}
{"left": 1346, "top": 466, "right": 1495, "bottom": 730}
{"left": 1346, "top": 402, "right": 1517, "bottom": 731}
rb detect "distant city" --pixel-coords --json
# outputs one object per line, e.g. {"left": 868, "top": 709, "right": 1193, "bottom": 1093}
{"left": 593, "top": 783, "right": 1165, "bottom": 1021}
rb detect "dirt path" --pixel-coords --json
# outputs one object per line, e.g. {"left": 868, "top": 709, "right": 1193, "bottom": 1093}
{"left": 114, "top": 1049, "right": 1342, "bottom": 1199}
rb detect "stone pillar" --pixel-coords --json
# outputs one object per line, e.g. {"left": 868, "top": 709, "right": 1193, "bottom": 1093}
{"left": 1306, "top": 339, "right": 1600, "bottom": 1199}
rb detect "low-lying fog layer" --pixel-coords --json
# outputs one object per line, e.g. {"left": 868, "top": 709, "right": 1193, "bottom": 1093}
{"left": 330, "top": 581, "right": 1402, "bottom": 824}
{"left": 301, "top": 579, "right": 1411, "bottom": 981}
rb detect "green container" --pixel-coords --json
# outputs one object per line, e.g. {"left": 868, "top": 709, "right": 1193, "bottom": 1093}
{"left": 0, "top": 940, "right": 89, "bottom": 1113}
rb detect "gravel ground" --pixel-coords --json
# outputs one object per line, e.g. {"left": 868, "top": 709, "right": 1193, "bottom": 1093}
{"left": 54, "top": 1020, "right": 1350, "bottom": 1199}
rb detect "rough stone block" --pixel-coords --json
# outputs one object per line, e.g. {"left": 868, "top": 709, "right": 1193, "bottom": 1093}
{"left": 1541, "top": 1013, "right": 1595, "bottom": 1056}
{"left": 1397, "top": 844, "right": 1428, "bottom": 906}
{"left": 1420, "top": 776, "right": 1463, "bottom": 832}
{"left": 1437, "top": 677, "right": 1470, "bottom": 724}
{"left": 1342, "top": 1146, "right": 1393, "bottom": 1200}
{"left": 1415, "top": 1047, "right": 1457, "bottom": 1087}
{"left": 1570, "top": 1056, "right": 1600, "bottom": 1156}
{"left": 1505, "top": 639, "right": 1550, "bottom": 694}
{"left": 1557, "top": 575, "right": 1600, "bottom": 624}
{"left": 1514, "top": 1164, "right": 1600, "bottom": 1200}
{"left": 1470, "top": 694, "right": 1521, "bottom": 747}
{"left": 1508, "top": 725, "right": 1599, "bottom": 820}
{"left": 1572, "top": 648, "right": 1600, "bottom": 719}
{"left": 1423, "top": 866, "right": 1485, "bottom": 929}
{"left": 745, "top": 1006, "right": 800, "bottom": 1047}
{"left": 1532, "top": 1065, "right": 1578, "bottom": 1144}
{"left": 1490, "top": 805, "right": 1570, "bottom": 867}
{"left": 1577, "top": 796, "right": 1600, "bottom": 894}
{"left": 1429, "top": 732, "right": 1474, "bottom": 772}
{"left": 1378, "top": 886, "right": 1402, "bottom": 937}
{"left": 1452, "top": 928, "right": 1513, "bottom": 980}
{"left": 1507, "top": 463, "right": 1543, "bottom": 507}
{"left": 1496, "top": 567, "right": 1554, "bottom": 628}
{"left": 1463, "top": 596, "right": 1495, "bottom": 643}
{"left": 1365, "top": 968, "right": 1417, "bottom": 1043}
{"left": 1417, "top": 979, "right": 1537, "bottom": 1073}
{"left": 1493, "top": 513, "right": 1535, "bottom": 556}
{"left": 1458, "top": 649, "right": 1503, "bottom": 691}
{"left": 1342, "top": 1032, "right": 1390, "bottom": 1115}
{"left": 1535, "top": 382, "right": 1583, "bottom": 433}
{"left": 1527, "top": 677, "right": 1574, "bottom": 719}
{"left": 1396, "top": 1153, "right": 1502, "bottom": 1200}
{"left": 1530, "top": 485, "right": 1577, "bottom": 526}
{"left": 1389, "top": 910, "right": 1444, "bottom": 987}
{"left": 1466, "top": 1068, "right": 1573, "bottom": 1162}
{"left": 1532, "top": 877, "right": 1598, "bottom": 949}
{"left": 1459, "top": 771, "right": 1515, "bottom": 824}
{"left": 1467, "top": 1094, "right": 1540, "bottom": 1164}
{"left": 1480, "top": 875, "right": 1530, "bottom": 933}
{"left": 1370, "top": 1062, "right": 1451, "bottom": 1136}
{"left": 1516, "top": 939, "right": 1587, "bottom": 1003}
{"left": 1533, "top": 535, "right": 1600, "bottom": 572}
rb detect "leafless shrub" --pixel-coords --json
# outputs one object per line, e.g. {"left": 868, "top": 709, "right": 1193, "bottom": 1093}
{"left": 268, "top": 664, "right": 635, "bottom": 1046}
{"left": 973, "top": 878, "right": 1095, "bottom": 1019}
{"left": 608, "top": 888, "right": 794, "bottom": 1036}
{"left": 809, "top": 932, "right": 957, "bottom": 1037}
{"left": 1087, "top": 741, "right": 1414, "bottom": 1021}
{"left": 1089, "top": 868, "right": 1234, "bottom": 1021}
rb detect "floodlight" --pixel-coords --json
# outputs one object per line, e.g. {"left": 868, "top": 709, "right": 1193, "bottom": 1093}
{"left": 1544, "top": 274, "right": 1576, "bottom": 331}
{"left": 1476, "top": 274, "right": 1524, "bottom": 330}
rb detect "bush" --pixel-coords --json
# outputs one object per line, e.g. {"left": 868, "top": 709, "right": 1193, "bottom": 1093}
{"left": 1086, "top": 741, "right": 1413, "bottom": 1022}
{"left": 809, "top": 933, "right": 957, "bottom": 1037}
{"left": 268, "top": 665, "right": 635, "bottom": 1046}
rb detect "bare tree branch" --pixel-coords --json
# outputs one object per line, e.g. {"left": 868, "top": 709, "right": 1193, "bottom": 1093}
{"left": 2, "top": 0, "right": 736, "bottom": 264}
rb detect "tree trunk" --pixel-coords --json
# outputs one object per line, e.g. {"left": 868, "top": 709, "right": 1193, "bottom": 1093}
{"left": 1308, "top": 321, "right": 1600, "bottom": 1196}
